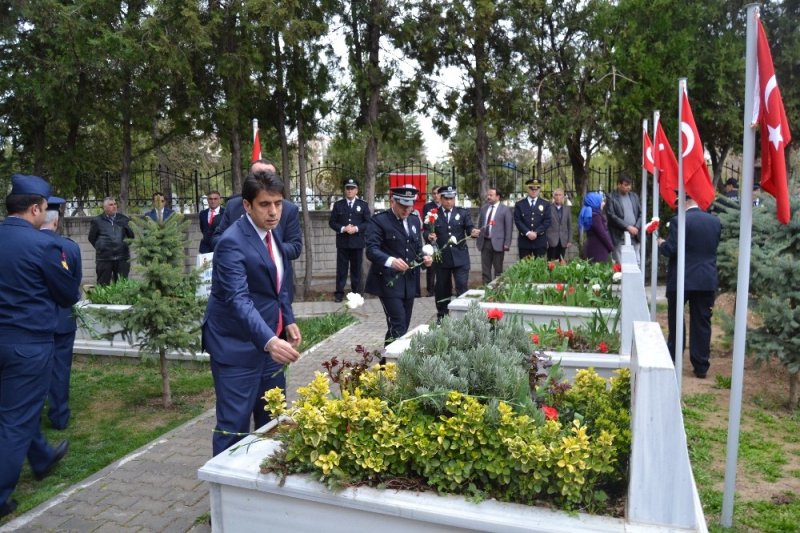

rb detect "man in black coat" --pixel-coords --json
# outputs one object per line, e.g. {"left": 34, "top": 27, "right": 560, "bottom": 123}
{"left": 89, "top": 197, "right": 134, "bottom": 285}
{"left": 329, "top": 178, "right": 371, "bottom": 301}
{"left": 514, "top": 178, "right": 551, "bottom": 259}
{"left": 658, "top": 195, "right": 721, "bottom": 378}
{"left": 425, "top": 185, "right": 479, "bottom": 321}
{"left": 199, "top": 190, "right": 224, "bottom": 253}
{"left": 421, "top": 185, "right": 442, "bottom": 297}
{"left": 365, "top": 185, "right": 432, "bottom": 345}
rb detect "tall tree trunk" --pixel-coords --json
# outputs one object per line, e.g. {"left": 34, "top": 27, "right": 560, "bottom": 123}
{"left": 297, "top": 115, "right": 313, "bottom": 298}
{"left": 159, "top": 347, "right": 173, "bottom": 409}
{"left": 709, "top": 146, "right": 730, "bottom": 189}
{"left": 362, "top": 0, "right": 381, "bottom": 211}
{"left": 120, "top": 81, "right": 132, "bottom": 213}
{"left": 566, "top": 132, "right": 587, "bottom": 197}
{"left": 230, "top": 125, "right": 242, "bottom": 194}
{"left": 473, "top": 40, "right": 489, "bottom": 202}
{"left": 273, "top": 32, "right": 290, "bottom": 194}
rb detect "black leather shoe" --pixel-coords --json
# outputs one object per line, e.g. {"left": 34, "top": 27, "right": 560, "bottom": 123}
{"left": 34, "top": 440, "right": 69, "bottom": 481}
{"left": 0, "top": 499, "right": 18, "bottom": 519}
{"left": 693, "top": 371, "right": 707, "bottom": 379}
{"left": 334, "top": 296, "right": 343, "bottom": 303}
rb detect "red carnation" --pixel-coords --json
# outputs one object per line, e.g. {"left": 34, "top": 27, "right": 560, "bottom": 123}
{"left": 547, "top": 262, "right": 555, "bottom": 270}
{"left": 429, "top": 207, "right": 438, "bottom": 214}
{"left": 543, "top": 406, "right": 559, "bottom": 421}
{"left": 531, "top": 333, "right": 540, "bottom": 344}
{"left": 489, "top": 220, "right": 496, "bottom": 226}
{"left": 486, "top": 308, "right": 504, "bottom": 321}
{"left": 597, "top": 341, "right": 609, "bottom": 353}
{"left": 613, "top": 263, "right": 622, "bottom": 272}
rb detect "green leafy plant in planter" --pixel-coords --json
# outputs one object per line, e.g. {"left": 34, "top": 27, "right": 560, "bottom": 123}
{"left": 261, "top": 304, "right": 631, "bottom": 513}
{"left": 529, "top": 311, "right": 621, "bottom": 353}
{"left": 85, "top": 277, "right": 143, "bottom": 305}
{"left": 485, "top": 281, "right": 619, "bottom": 308}
{"left": 495, "top": 257, "right": 618, "bottom": 287}
{"left": 88, "top": 215, "right": 206, "bottom": 408}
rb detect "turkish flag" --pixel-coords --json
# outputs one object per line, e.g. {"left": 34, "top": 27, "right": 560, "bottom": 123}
{"left": 251, "top": 127, "right": 261, "bottom": 162}
{"left": 680, "top": 90, "right": 716, "bottom": 211}
{"left": 643, "top": 127, "right": 655, "bottom": 174}
{"left": 754, "top": 19, "right": 792, "bottom": 223}
{"left": 654, "top": 122, "right": 678, "bottom": 208}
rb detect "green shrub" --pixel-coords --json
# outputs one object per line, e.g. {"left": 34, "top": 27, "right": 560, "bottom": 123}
{"left": 85, "top": 278, "right": 143, "bottom": 304}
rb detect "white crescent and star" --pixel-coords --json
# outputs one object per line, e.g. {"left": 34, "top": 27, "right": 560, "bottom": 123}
{"left": 763, "top": 75, "right": 785, "bottom": 151}
{"left": 646, "top": 146, "right": 654, "bottom": 164}
{"left": 680, "top": 122, "right": 695, "bottom": 158}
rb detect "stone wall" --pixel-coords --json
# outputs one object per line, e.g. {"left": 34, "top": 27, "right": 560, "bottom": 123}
{"left": 61, "top": 208, "right": 579, "bottom": 289}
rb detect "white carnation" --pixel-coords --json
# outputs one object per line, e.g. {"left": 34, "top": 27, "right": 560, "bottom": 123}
{"left": 422, "top": 244, "right": 434, "bottom": 256}
{"left": 345, "top": 292, "right": 365, "bottom": 309}
{"left": 449, "top": 235, "right": 458, "bottom": 244}
{"left": 612, "top": 272, "right": 622, "bottom": 283}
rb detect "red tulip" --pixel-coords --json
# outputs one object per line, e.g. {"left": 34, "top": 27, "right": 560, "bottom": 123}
{"left": 531, "top": 333, "right": 540, "bottom": 344}
{"left": 597, "top": 341, "right": 609, "bottom": 353}
{"left": 486, "top": 308, "right": 504, "bottom": 321}
{"left": 543, "top": 406, "right": 559, "bottom": 421}
{"left": 555, "top": 283, "right": 564, "bottom": 292}
{"left": 547, "top": 262, "right": 555, "bottom": 270}
{"left": 613, "top": 263, "right": 622, "bottom": 272}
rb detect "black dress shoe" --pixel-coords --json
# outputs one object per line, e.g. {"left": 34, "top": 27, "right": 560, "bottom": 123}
{"left": 334, "top": 296, "right": 343, "bottom": 303}
{"left": 0, "top": 499, "right": 18, "bottom": 519}
{"left": 693, "top": 371, "right": 707, "bottom": 379}
{"left": 34, "top": 440, "right": 69, "bottom": 481}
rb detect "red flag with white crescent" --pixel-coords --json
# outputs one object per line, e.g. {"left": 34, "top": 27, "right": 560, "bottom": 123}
{"left": 753, "top": 18, "right": 792, "bottom": 223}
{"left": 654, "top": 122, "right": 678, "bottom": 208}
{"left": 251, "top": 127, "right": 261, "bottom": 162}
{"left": 680, "top": 90, "right": 716, "bottom": 211}
{"left": 643, "top": 127, "right": 655, "bottom": 175}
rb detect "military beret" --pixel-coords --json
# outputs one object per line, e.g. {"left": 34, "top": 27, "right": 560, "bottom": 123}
{"left": 390, "top": 184, "right": 418, "bottom": 206}
{"left": 10, "top": 174, "right": 51, "bottom": 198}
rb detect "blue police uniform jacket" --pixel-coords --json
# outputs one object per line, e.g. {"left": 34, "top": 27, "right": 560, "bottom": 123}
{"left": 365, "top": 210, "right": 424, "bottom": 299}
{"left": 202, "top": 216, "right": 295, "bottom": 368}
{"left": 424, "top": 206, "right": 474, "bottom": 268}
{"left": 329, "top": 198, "right": 371, "bottom": 249}
{"left": 0, "top": 217, "right": 81, "bottom": 339}
{"left": 659, "top": 208, "right": 721, "bottom": 293}
{"left": 514, "top": 197, "right": 552, "bottom": 249}
{"left": 42, "top": 231, "right": 83, "bottom": 334}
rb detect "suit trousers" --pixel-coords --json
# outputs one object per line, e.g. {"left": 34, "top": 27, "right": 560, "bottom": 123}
{"left": 435, "top": 265, "right": 469, "bottom": 319}
{"left": 96, "top": 259, "right": 131, "bottom": 286}
{"left": 519, "top": 247, "right": 546, "bottom": 260}
{"left": 480, "top": 246, "right": 505, "bottom": 285}
{"left": 0, "top": 339, "right": 60, "bottom": 506}
{"left": 335, "top": 247, "right": 363, "bottom": 298}
{"left": 426, "top": 263, "right": 437, "bottom": 295}
{"left": 547, "top": 244, "right": 567, "bottom": 261}
{"left": 667, "top": 290, "right": 716, "bottom": 376}
{"left": 378, "top": 295, "right": 415, "bottom": 345}
{"left": 210, "top": 356, "right": 286, "bottom": 456}
{"left": 47, "top": 330, "right": 76, "bottom": 429}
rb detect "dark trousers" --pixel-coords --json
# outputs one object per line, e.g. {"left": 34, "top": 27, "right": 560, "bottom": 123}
{"left": 0, "top": 339, "right": 60, "bottom": 506}
{"left": 667, "top": 290, "right": 716, "bottom": 376}
{"left": 519, "top": 247, "right": 546, "bottom": 260}
{"left": 426, "top": 264, "right": 437, "bottom": 295}
{"left": 435, "top": 265, "right": 469, "bottom": 319}
{"left": 47, "top": 330, "right": 76, "bottom": 429}
{"left": 335, "top": 247, "right": 363, "bottom": 298}
{"left": 480, "top": 246, "right": 505, "bottom": 285}
{"left": 96, "top": 259, "right": 130, "bottom": 286}
{"left": 547, "top": 244, "right": 567, "bottom": 261}
{"left": 378, "top": 296, "right": 415, "bottom": 345}
{"left": 210, "top": 356, "right": 286, "bottom": 456}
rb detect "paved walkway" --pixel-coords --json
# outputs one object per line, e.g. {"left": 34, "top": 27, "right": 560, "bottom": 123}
{"left": 2, "top": 296, "right": 438, "bottom": 533}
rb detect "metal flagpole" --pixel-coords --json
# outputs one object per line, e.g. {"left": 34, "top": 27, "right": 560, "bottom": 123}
{"left": 252, "top": 118, "right": 259, "bottom": 144}
{"left": 640, "top": 119, "right": 649, "bottom": 281}
{"left": 650, "top": 111, "right": 660, "bottom": 321}
{"left": 721, "top": 4, "right": 759, "bottom": 526}
{"left": 676, "top": 79, "right": 687, "bottom": 395}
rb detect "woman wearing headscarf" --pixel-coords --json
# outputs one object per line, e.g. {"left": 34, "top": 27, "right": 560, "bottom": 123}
{"left": 579, "top": 192, "right": 614, "bottom": 263}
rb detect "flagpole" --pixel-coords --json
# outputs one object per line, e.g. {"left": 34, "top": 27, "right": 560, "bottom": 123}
{"left": 650, "top": 111, "right": 660, "bottom": 320}
{"left": 676, "top": 79, "right": 687, "bottom": 395}
{"left": 722, "top": 4, "right": 759, "bottom": 526}
{"left": 252, "top": 118, "right": 258, "bottom": 144}
{"left": 640, "top": 119, "right": 649, "bottom": 281}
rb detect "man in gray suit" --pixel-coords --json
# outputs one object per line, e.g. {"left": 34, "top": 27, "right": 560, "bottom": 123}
{"left": 546, "top": 188, "right": 572, "bottom": 261}
{"left": 475, "top": 187, "right": 513, "bottom": 284}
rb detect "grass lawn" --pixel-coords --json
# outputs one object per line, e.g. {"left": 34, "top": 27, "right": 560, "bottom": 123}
{"left": 3, "top": 312, "right": 354, "bottom": 522}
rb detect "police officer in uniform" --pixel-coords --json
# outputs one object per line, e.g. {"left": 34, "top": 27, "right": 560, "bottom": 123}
{"left": 424, "top": 185, "right": 479, "bottom": 321}
{"left": 40, "top": 196, "right": 83, "bottom": 430}
{"left": 514, "top": 178, "right": 551, "bottom": 259}
{"left": 0, "top": 175, "right": 81, "bottom": 518}
{"left": 421, "top": 186, "right": 442, "bottom": 297}
{"left": 329, "top": 178, "right": 371, "bottom": 302}
{"left": 365, "top": 185, "right": 433, "bottom": 345}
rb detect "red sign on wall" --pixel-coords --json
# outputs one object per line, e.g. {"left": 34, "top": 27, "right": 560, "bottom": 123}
{"left": 388, "top": 173, "right": 427, "bottom": 216}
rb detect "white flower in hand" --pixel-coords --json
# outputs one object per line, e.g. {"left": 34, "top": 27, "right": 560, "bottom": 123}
{"left": 449, "top": 235, "right": 458, "bottom": 244}
{"left": 422, "top": 244, "right": 434, "bottom": 256}
{"left": 345, "top": 292, "right": 365, "bottom": 309}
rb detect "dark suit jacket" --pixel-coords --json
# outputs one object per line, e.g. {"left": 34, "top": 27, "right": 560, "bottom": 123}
{"left": 659, "top": 208, "right": 721, "bottom": 292}
{"left": 476, "top": 202, "right": 512, "bottom": 253}
{"left": 199, "top": 207, "right": 225, "bottom": 253}
{"left": 328, "top": 198, "right": 371, "bottom": 249}
{"left": 42, "top": 231, "right": 83, "bottom": 334}
{"left": 424, "top": 206, "right": 474, "bottom": 268}
{"left": 514, "top": 196, "right": 551, "bottom": 250}
{"left": 212, "top": 196, "right": 302, "bottom": 260}
{"left": 144, "top": 207, "right": 175, "bottom": 221}
{"left": 202, "top": 216, "right": 295, "bottom": 368}
{"left": 365, "top": 210, "right": 424, "bottom": 299}
{"left": 605, "top": 191, "right": 642, "bottom": 245}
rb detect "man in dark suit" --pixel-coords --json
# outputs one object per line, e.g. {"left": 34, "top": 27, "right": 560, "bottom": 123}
{"left": 40, "top": 197, "right": 83, "bottom": 430}
{"left": 421, "top": 186, "right": 442, "bottom": 297}
{"left": 514, "top": 178, "right": 551, "bottom": 259}
{"left": 658, "top": 194, "right": 721, "bottom": 378}
{"left": 476, "top": 187, "right": 513, "bottom": 285}
{"left": 202, "top": 171, "right": 302, "bottom": 456}
{"left": 212, "top": 160, "right": 302, "bottom": 300}
{"left": 144, "top": 192, "right": 175, "bottom": 222}
{"left": 546, "top": 188, "right": 573, "bottom": 261}
{"left": 329, "top": 178, "right": 371, "bottom": 302}
{"left": 425, "top": 185, "right": 479, "bottom": 321}
{"left": 199, "top": 190, "right": 224, "bottom": 253}
{"left": 0, "top": 175, "right": 80, "bottom": 518}
{"left": 365, "top": 185, "right": 433, "bottom": 345}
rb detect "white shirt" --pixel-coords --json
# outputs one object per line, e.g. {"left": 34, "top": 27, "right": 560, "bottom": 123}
{"left": 246, "top": 214, "right": 284, "bottom": 285}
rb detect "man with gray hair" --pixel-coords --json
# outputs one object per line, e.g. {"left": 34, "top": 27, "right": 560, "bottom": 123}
{"left": 88, "top": 197, "right": 134, "bottom": 285}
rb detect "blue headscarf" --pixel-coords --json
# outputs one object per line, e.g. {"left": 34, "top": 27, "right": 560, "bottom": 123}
{"left": 578, "top": 192, "right": 604, "bottom": 231}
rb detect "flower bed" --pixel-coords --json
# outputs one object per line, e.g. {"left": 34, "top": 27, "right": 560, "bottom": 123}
{"left": 495, "top": 257, "right": 620, "bottom": 287}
